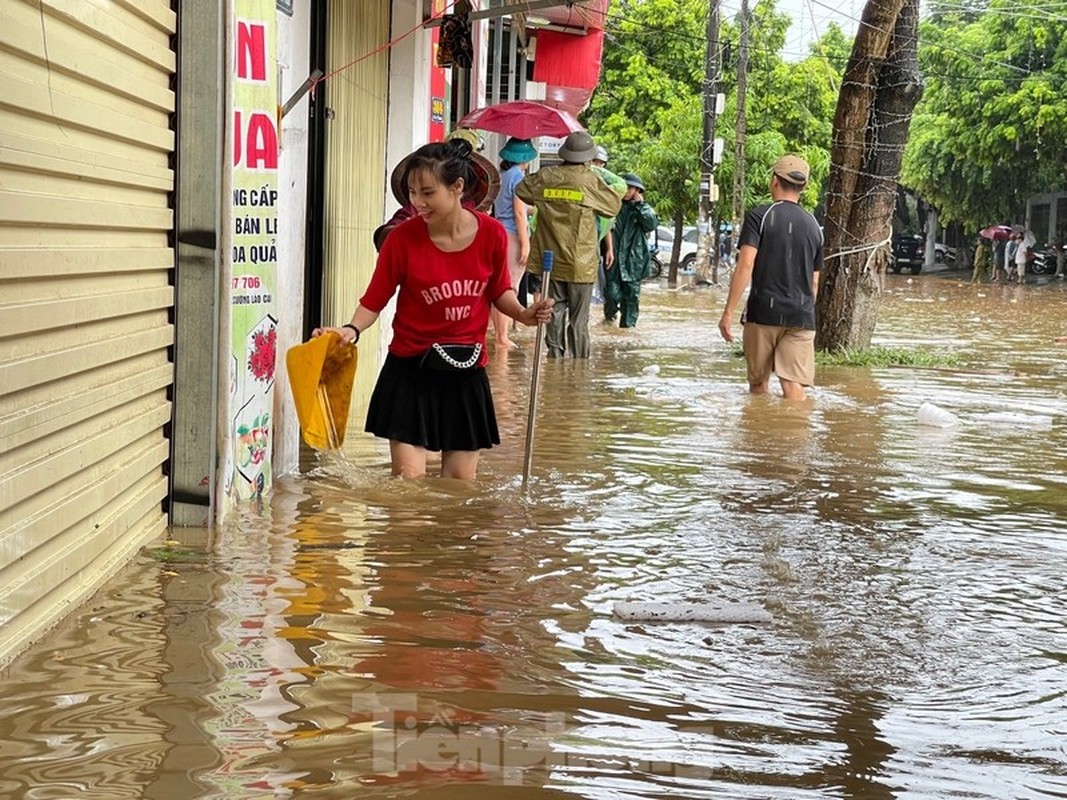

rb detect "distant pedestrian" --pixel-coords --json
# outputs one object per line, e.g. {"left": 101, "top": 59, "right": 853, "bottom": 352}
{"left": 589, "top": 146, "right": 626, "bottom": 312}
{"left": 971, "top": 238, "right": 991, "bottom": 283}
{"left": 490, "top": 136, "right": 536, "bottom": 350}
{"left": 516, "top": 131, "right": 622, "bottom": 358}
{"left": 1005, "top": 232, "right": 1020, "bottom": 282}
{"left": 718, "top": 155, "right": 823, "bottom": 401}
{"left": 991, "top": 236, "right": 1007, "bottom": 282}
{"left": 1015, "top": 227, "right": 1035, "bottom": 282}
{"left": 604, "top": 172, "right": 658, "bottom": 328}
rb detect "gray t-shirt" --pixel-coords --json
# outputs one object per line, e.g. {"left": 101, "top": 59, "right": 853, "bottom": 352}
{"left": 739, "top": 200, "right": 823, "bottom": 329}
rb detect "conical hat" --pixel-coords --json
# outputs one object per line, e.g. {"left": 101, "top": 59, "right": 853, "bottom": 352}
{"left": 390, "top": 151, "right": 499, "bottom": 211}
{"left": 285, "top": 333, "right": 358, "bottom": 450}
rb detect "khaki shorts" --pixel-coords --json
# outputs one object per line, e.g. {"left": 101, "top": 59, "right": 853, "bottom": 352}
{"left": 742, "top": 322, "right": 815, "bottom": 387}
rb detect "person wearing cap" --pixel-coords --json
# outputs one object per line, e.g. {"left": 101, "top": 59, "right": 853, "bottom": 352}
{"left": 718, "top": 154, "right": 823, "bottom": 401}
{"left": 372, "top": 128, "right": 499, "bottom": 252}
{"left": 604, "top": 172, "right": 658, "bottom": 328}
{"left": 490, "top": 137, "right": 537, "bottom": 350}
{"left": 515, "top": 131, "right": 622, "bottom": 358}
{"left": 588, "top": 146, "right": 626, "bottom": 311}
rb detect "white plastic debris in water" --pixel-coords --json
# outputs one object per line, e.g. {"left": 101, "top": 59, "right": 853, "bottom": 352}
{"left": 642, "top": 364, "right": 661, "bottom": 376}
{"left": 613, "top": 601, "right": 773, "bottom": 624}
{"left": 917, "top": 401, "right": 960, "bottom": 428}
{"left": 983, "top": 412, "right": 1054, "bottom": 429}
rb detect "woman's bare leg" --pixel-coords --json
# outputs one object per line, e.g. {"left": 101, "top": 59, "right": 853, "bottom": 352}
{"left": 390, "top": 441, "right": 428, "bottom": 478}
{"left": 490, "top": 307, "right": 514, "bottom": 349}
{"left": 441, "top": 450, "right": 480, "bottom": 479}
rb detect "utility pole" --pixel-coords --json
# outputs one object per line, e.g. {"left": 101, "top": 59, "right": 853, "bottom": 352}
{"left": 696, "top": 0, "right": 721, "bottom": 285}
{"left": 732, "top": 0, "right": 749, "bottom": 229}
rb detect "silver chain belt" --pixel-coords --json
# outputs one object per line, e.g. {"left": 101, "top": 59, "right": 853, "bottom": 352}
{"left": 431, "top": 342, "right": 482, "bottom": 369}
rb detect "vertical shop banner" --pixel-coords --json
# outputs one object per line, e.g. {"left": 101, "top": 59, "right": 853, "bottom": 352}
{"left": 429, "top": 0, "right": 448, "bottom": 141}
{"left": 227, "top": 0, "right": 279, "bottom": 502}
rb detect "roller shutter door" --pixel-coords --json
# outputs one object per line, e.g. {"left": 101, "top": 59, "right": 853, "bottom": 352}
{"left": 0, "top": 0, "right": 176, "bottom": 664}
{"left": 321, "top": 0, "right": 390, "bottom": 442}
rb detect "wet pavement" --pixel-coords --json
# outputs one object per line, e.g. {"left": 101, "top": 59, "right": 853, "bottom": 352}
{"left": 1, "top": 273, "right": 1065, "bottom": 799}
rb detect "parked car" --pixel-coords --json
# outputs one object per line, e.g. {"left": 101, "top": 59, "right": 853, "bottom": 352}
{"left": 648, "top": 225, "right": 701, "bottom": 272}
{"left": 649, "top": 225, "right": 674, "bottom": 256}
{"left": 892, "top": 233, "right": 925, "bottom": 274}
{"left": 934, "top": 242, "right": 956, "bottom": 264}
{"left": 678, "top": 226, "right": 699, "bottom": 272}
{"left": 647, "top": 225, "right": 700, "bottom": 275}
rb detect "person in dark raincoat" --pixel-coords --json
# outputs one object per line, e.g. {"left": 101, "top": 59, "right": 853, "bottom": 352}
{"left": 604, "top": 173, "right": 658, "bottom": 328}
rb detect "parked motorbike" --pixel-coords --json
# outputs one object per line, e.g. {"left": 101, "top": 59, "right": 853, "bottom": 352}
{"left": 646, "top": 247, "right": 663, "bottom": 280}
{"left": 1029, "top": 244, "right": 1065, "bottom": 275}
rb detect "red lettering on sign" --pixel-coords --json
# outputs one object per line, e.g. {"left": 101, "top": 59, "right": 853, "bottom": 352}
{"left": 236, "top": 21, "right": 266, "bottom": 81}
{"left": 233, "top": 110, "right": 278, "bottom": 170}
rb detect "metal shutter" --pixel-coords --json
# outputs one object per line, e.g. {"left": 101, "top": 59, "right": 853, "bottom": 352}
{"left": 0, "top": 0, "right": 176, "bottom": 664}
{"left": 322, "top": 0, "right": 390, "bottom": 442}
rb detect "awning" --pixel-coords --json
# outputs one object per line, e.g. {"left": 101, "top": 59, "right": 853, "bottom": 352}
{"left": 531, "top": 27, "right": 605, "bottom": 117}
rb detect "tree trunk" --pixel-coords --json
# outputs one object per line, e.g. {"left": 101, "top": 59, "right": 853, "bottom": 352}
{"left": 668, "top": 210, "right": 685, "bottom": 287}
{"left": 816, "top": 0, "right": 923, "bottom": 352}
{"left": 924, "top": 206, "right": 938, "bottom": 271}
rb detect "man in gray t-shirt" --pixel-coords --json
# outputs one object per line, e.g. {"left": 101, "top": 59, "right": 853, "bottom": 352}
{"left": 718, "top": 155, "right": 823, "bottom": 401}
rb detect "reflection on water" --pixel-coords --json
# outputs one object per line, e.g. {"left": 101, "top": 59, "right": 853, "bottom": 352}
{"left": 1, "top": 276, "right": 1066, "bottom": 799}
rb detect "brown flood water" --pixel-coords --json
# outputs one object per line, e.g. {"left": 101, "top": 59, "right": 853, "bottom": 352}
{"left": 2, "top": 273, "right": 1066, "bottom": 799}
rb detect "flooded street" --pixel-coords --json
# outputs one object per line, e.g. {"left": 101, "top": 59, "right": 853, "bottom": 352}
{"left": 2, "top": 274, "right": 1066, "bottom": 799}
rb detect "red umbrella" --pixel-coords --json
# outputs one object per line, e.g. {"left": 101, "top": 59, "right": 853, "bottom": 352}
{"left": 980, "top": 224, "right": 1013, "bottom": 241}
{"left": 458, "top": 100, "right": 584, "bottom": 139}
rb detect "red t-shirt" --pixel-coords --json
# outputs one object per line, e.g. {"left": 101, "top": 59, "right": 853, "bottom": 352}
{"left": 360, "top": 211, "right": 513, "bottom": 363}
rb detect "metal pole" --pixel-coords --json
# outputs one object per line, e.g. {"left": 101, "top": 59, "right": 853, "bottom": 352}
{"left": 521, "top": 250, "right": 553, "bottom": 487}
{"left": 732, "top": 0, "right": 749, "bottom": 227}
{"left": 697, "top": 0, "right": 721, "bottom": 285}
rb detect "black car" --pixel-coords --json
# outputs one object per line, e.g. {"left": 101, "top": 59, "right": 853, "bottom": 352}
{"left": 892, "top": 233, "right": 925, "bottom": 274}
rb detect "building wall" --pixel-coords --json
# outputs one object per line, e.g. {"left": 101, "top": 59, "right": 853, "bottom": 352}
{"left": 320, "top": 0, "right": 391, "bottom": 445}
{"left": 0, "top": 0, "right": 176, "bottom": 666}
{"left": 274, "top": 2, "right": 312, "bottom": 476}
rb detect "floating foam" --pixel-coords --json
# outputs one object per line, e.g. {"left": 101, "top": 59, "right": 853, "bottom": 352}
{"left": 983, "top": 412, "right": 1054, "bottom": 429}
{"left": 613, "top": 601, "right": 773, "bottom": 624}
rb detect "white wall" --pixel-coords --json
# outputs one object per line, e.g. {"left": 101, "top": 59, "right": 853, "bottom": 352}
{"left": 385, "top": 0, "right": 433, "bottom": 220}
{"left": 377, "top": 0, "right": 436, "bottom": 356}
{"left": 273, "top": 3, "right": 311, "bottom": 476}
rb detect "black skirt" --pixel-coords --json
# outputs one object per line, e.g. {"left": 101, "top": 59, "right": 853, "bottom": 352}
{"left": 365, "top": 353, "right": 500, "bottom": 452}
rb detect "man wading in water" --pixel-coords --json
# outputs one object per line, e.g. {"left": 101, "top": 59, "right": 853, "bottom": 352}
{"left": 718, "top": 155, "right": 823, "bottom": 401}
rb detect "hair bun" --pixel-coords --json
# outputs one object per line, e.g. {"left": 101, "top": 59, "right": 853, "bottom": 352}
{"left": 447, "top": 138, "right": 473, "bottom": 160}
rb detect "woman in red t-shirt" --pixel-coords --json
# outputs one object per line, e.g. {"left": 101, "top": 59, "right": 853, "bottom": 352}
{"left": 314, "top": 140, "right": 553, "bottom": 480}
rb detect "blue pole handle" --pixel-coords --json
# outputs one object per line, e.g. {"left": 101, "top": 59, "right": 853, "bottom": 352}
{"left": 542, "top": 249, "right": 554, "bottom": 273}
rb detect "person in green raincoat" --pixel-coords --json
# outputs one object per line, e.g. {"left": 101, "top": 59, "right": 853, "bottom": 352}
{"left": 605, "top": 173, "right": 658, "bottom": 328}
{"left": 590, "top": 147, "right": 626, "bottom": 317}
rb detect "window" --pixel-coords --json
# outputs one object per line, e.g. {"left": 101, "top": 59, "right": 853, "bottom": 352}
{"left": 1032, "top": 203, "right": 1050, "bottom": 245}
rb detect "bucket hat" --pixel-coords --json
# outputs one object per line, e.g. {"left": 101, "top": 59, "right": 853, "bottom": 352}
{"left": 621, "top": 172, "right": 645, "bottom": 191}
{"left": 558, "top": 131, "right": 598, "bottom": 164}
{"left": 500, "top": 137, "right": 537, "bottom": 163}
{"left": 447, "top": 128, "right": 484, "bottom": 151}
{"left": 390, "top": 148, "right": 500, "bottom": 211}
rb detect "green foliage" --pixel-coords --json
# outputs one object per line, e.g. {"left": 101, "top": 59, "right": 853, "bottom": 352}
{"left": 585, "top": 0, "right": 843, "bottom": 227}
{"left": 901, "top": 0, "right": 1067, "bottom": 229}
{"left": 815, "top": 345, "right": 962, "bottom": 367}
{"left": 149, "top": 544, "right": 203, "bottom": 564}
